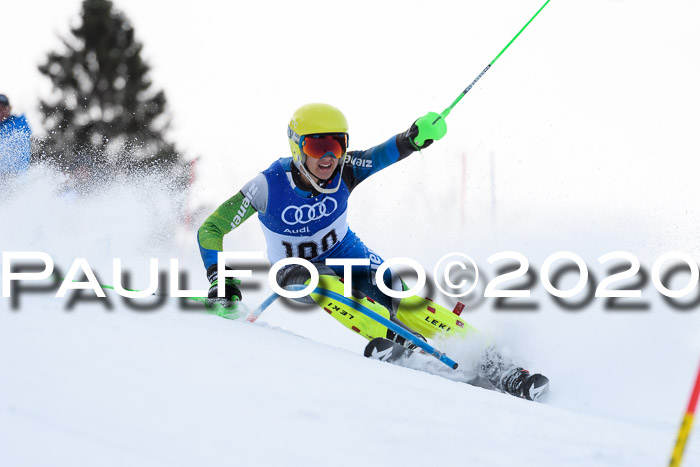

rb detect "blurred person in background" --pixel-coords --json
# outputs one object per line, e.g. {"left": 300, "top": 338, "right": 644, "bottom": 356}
{"left": 0, "top": 93, "right": 32, "bottom": 179}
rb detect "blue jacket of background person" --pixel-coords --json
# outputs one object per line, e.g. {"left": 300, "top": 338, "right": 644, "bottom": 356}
{"left": 0, "top": 115, "right": 32, "bottom": 175}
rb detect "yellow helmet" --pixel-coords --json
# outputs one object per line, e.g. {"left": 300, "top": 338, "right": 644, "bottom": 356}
{"left": 287, "top": 103, "right": 349, "bottom": 167}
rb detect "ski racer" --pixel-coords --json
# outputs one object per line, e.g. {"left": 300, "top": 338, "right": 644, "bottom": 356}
{"left": 197, "top": 103, "right": 548, "bottom": 400}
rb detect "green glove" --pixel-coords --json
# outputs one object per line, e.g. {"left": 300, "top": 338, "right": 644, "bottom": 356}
{"left": 411, "top": 112, "right": 448, "bottom": 150}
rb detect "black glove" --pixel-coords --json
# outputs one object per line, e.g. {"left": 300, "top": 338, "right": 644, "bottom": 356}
{"left": 206, "top": 264, "right": 242, "bottom": 302}
{"left": 403, "top": 122, "right": 433, "bottom": 150}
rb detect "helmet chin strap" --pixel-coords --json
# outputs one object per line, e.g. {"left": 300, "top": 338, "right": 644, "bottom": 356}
{"left": 297, "top": 155, "right": 346, "bottom": 194}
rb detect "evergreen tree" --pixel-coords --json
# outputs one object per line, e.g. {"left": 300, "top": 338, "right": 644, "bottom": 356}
{"left": 37, "top": 0, "right": 183, "bottom": 175}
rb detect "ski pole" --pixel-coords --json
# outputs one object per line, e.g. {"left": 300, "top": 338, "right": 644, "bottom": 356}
{"left": 433, "top": 0, "right": 552, "bottom": 124}
{"left": 246, "top": 285, "right": 307, "bottom": 323}
{"left": 313, "top": 286, "right": 459, "bottom": 370}
{"left": 252, "top": 285, "right": 459, "bottom": 369}
{"left": 670, "top": 358, "right": 700, "bottom": 467}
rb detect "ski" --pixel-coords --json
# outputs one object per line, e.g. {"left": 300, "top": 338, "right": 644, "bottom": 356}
{"left": 364, "top": 337, "right": 412, "bottom": 363}
{"left": 525, "top": 374, "right": 550, "bottom": 401}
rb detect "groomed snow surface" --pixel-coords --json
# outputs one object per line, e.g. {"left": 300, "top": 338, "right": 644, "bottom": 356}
{"left": 2, "top": 294, "right": 696, "bottom": 467}
{"left": 3, "top": 0, "right": 700, "bottom": 459}
{"left": 2, "top": 165, "right": 700, "bottom": 467}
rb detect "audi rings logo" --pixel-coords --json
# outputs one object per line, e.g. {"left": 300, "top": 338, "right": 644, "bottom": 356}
{"left": 282, "top": 198, "right": 338, "bottom": 225}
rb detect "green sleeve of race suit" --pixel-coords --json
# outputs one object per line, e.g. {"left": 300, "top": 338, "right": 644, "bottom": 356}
{"left": 198, "top": 191, "right": 257, "bottom": 253}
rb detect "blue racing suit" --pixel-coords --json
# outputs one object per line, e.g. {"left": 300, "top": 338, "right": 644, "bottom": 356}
{"left": 198, "top": 130, "right": 417, "bottom": 312}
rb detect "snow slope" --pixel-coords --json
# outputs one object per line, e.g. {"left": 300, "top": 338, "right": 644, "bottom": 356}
{"left": 2, "top": 0, "right": 700, "bottom": 461}
{"left": 1, "top": 294, "right": 694, "bottom": 467}
{"left": 2, "top": 166, "right": 700, "bottom": 467}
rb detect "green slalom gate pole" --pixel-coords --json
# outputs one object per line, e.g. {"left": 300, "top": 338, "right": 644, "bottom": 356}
{"left": 52, "top": 274, "right": 244, "bottom": 318}
{"left": 53, "top": 274, "right": 308, "bottom": 321}
{"left": 433, "top": 0, "right": 552, "bottom": 124}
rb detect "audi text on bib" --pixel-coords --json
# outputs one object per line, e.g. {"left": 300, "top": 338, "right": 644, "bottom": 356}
{"left": 258, "top": 159, "right": 350, "bottom": 262}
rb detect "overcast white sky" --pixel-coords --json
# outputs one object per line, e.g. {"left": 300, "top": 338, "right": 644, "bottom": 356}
{"left": 4, "top": 0, "right": 566, "bottom": 195}
{"left": 3, "top": 0, "right": 700, "bottom": 256}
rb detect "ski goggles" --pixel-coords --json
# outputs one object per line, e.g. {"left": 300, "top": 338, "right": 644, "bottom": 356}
{"left": 289, "top": 129, "right": 349, "bottom": 160}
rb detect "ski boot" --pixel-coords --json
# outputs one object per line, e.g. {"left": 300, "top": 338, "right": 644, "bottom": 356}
{"left": 364, "top": 319, "right": 426, "bottom": 363}
{"left": 385, "top": 325, "right": 426, "bottom": 351}
{"left": 499, "top": 367, "right": 549, "bottom": 401}
{"left": 477, "top": 347, "right": 549, "bottom": 401}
